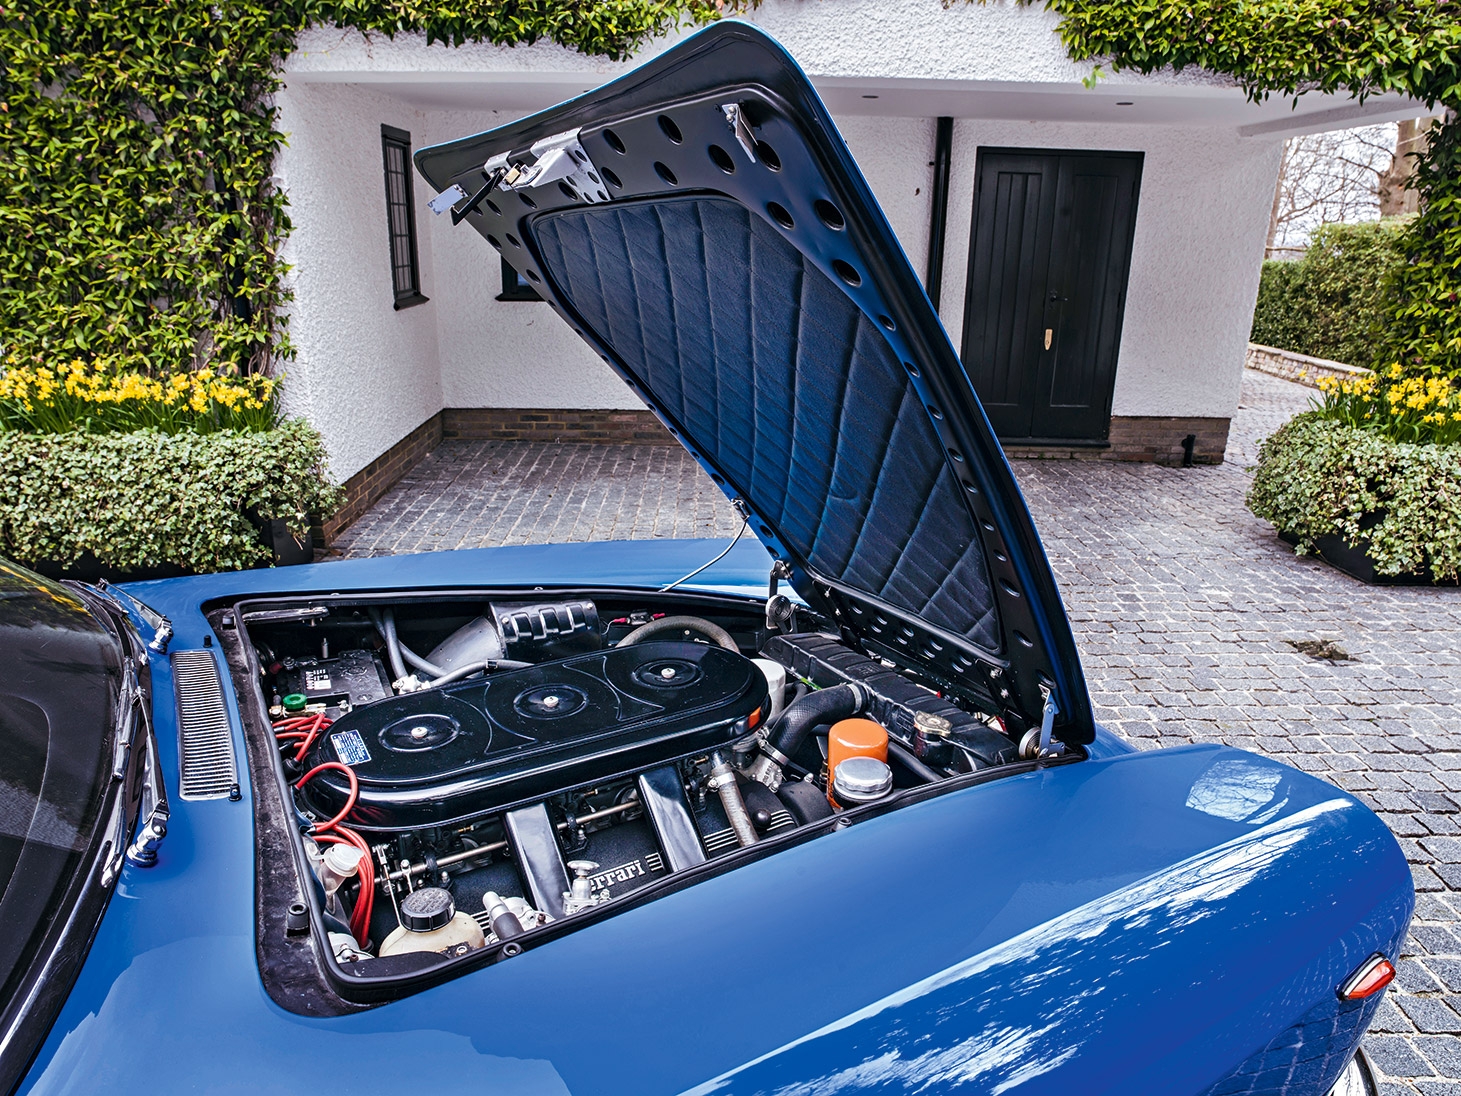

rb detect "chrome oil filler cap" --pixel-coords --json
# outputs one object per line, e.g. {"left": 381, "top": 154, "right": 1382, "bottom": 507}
{"left": 832, "top": 756, "right": 894, "bottom": 805}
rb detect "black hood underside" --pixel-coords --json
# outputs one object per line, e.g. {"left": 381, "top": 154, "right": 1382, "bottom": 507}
{"left": 414, "top": 22, "right": 1091, "bottom": 744}
{"left": 534, "top": 196, "right": 998, "bottom": 652}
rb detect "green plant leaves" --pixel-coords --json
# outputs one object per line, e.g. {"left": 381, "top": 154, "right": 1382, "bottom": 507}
{"left": 1048, "top": 0, "right": 1461, "bottom": 384}
{"left": 0, "top": 0, "right": 746, "bottom": 380}
{"left": 1251, "top": 219, "right": 1413, "bottom": 369}
{"left": 0, "top": 420, "right": 344, "bottom": 572}
{"left": 1248, "top": 413, "right": 1461, "bottom": 580}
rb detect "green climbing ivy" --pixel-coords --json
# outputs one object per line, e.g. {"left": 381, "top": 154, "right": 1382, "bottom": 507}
{"left": 0, "top": 0, "right": 736, "bottom": 382}
{"left": 1047, "top": 0, "right": 1461, "bottom": 379}
{"left": 2, "top": 0, "right": 1455, "bottom": 388}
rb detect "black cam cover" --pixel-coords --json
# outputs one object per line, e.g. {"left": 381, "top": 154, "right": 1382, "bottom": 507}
{"left": 301, "top": 641, "right": 766, "bottom": 830}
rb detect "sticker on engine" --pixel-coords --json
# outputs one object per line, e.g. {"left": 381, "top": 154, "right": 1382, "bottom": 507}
{"left": 304, "top": 668, "right": 332, "bottom": 691}
{"left": 330, "top": 730, "right": 371, "bottom": 766}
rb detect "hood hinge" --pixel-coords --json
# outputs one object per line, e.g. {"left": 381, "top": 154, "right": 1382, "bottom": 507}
{"left": 1019, "top": 683, "right": 1061, "bottom": 760}
{"left": 720, "top": 102, "right": 758, "bottom": 163}
{"left": 486, "top": 129, "right": 610, "bottom": 204}
{"left": 430, "top": 128, "right": 610, "bottom": 226}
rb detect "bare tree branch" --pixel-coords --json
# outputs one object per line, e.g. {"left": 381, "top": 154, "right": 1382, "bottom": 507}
{"left": 1267, "top": 123, "right": 1398, "bottom": 252}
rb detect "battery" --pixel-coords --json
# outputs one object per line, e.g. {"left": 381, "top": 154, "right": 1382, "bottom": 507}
{"left": 277, "top": 648, "right": 392, "bottom": 714}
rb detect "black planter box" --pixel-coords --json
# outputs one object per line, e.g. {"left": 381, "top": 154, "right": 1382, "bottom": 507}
{"left": 1278, "top": 530, "right": 1454, "bottom": 586}
{"left": 260, "top": 518, "right": 315, "bottom": 568}
{"left": 25, "top": 515, "right": 314, "bottom": 585}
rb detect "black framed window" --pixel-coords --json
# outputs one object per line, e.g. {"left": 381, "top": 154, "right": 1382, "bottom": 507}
{"left": 497, "top": 257, "right": 541, "bottom": 302}
{"left": 381, "top": 124, "right": 428, "bottom": 310}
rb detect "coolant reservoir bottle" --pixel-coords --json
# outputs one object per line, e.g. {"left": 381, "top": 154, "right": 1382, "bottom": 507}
{"left": 827, "top": 718, "right": 889, "bottom": 808}
{"left": 378, "top": 887, "right": 485, "bottom": 958}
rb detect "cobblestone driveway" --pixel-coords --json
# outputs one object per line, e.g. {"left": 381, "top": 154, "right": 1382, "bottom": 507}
{"left": 335, "top": 371, "right": 1461, "bottom": 1092}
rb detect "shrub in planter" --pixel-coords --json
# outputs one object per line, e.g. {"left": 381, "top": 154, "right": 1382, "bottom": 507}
{"left": 1247, "top": 414, "right": 1461, "bottom": 581}
{"left": 0, "top": 420, "right": 343, "bottom": 576}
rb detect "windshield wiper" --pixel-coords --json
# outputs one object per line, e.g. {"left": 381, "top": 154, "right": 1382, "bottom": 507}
{"left": 122, "top": 714, "right": 169, "bottom": 871}
{"left": 95, "top": 670, "right": 170, "bottom": 886}
{"left": 71, "top": 585, "right": 172, "bottom": 882}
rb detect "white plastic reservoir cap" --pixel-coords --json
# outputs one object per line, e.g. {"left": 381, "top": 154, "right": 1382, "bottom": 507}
{"left": 322, "top": 843, "right": 363, "bottom": 877}
{"left": 752, "top": 658, "right": 788, "bottom": 719}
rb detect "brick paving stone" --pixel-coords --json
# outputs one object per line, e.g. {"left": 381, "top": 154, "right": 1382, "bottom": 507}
{"left": 331, "top": 441, "right": 742, "bottom": 557}
{"left": 1397, "top": 996, "right": 1461, "bottom": 1034}
{"left": 332, "top": 368, "right": 1461, "bottom": 1091}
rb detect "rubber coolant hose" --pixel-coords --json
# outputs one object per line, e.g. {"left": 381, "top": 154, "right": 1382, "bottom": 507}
{"left": 617, "top": 615, "right": 739, "bottom": 652}
{"left": 371, "top": 608, "right": 447, "bottom": 680}
{"left": 369, "top": 608, "right": 408, "bottom": 682}
{"left": 387, "top": 609, "right": 447, "bottom": 678}
{"left": 761, "top": 683, "right": 867, "bottom": 769}
{"left": 427, "top": 659, "right": 533, "bottom": 688}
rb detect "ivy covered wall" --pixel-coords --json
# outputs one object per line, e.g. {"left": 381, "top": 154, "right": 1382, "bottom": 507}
{"left": 1, "top": 0, "right": 1457, "bottom": 387}
{"left": 0, "top": 1, "right": 732, "bottom": 379}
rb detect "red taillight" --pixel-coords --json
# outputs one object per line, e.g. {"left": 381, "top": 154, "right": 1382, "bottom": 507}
{"left": 1339, "top": 954, "right": 1395, "bottom": 1001}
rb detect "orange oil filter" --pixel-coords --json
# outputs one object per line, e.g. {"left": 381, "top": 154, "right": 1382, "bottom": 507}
{"left": 827, "top": 717, "right": 889, "bottom": 807}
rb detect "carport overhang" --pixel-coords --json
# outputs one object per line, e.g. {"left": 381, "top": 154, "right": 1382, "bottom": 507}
{"left": 274, "top": 14, "right": 1428, "bottom": 526}
{"left": 283, "top": 9, "right": 1427, "bottom": 139}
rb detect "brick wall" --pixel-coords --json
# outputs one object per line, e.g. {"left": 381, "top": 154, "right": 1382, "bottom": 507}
{"left": 1106, "top": 415, "right": 1230, "bottom": 465}
{"left": 442, "top": 407, "right": 675, "bottom": 444}
{"left": 1004, "top": 415, "right": 1231, "bottom": 466}
{"left": 1245, "top": 342, "right": 1371, "bottom": 388}
{"left": 319, "top": 413, "right": 444, "bottom": 543}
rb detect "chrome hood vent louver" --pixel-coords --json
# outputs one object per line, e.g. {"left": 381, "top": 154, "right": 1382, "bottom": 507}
{"left": 172, "top": 649, "right": 239, "bottom": 800}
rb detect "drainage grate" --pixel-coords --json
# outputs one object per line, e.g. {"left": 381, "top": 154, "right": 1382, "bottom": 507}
{"left": 172, "top": 650, "right": 239, "bottom": 800}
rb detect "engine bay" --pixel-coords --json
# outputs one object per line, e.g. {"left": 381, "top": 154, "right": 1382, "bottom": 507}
{"left": 220, "top": 588, "right": 1056, "bottom": 1004}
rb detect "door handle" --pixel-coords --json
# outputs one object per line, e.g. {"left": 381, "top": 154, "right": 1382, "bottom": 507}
{"left": 1044, "top": 328, "right": 1053, "bottom": 351}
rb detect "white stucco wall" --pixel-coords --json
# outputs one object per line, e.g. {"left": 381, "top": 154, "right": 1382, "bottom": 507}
{"left": 275, "top": 1, "right": 1314, "bottom": 478}
{"left": 274, "top": 83, "right": 445, "bottom": 480}
{"left": 835, "top": 115, "right": 938, "bottom": 284}
{"left": 417, "top": 113, "right": 646, "bottom": 415}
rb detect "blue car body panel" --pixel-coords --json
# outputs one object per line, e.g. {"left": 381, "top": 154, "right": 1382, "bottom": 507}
{"left": 17, "top": 541, "right": 1412, "bottom": 1095}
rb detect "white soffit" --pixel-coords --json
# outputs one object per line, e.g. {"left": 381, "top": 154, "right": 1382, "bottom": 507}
{"left": 285, "top": 69, "right": 1424, "bottom": 137}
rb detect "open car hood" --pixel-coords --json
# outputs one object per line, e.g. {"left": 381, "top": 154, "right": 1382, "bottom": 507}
{"left": 414, "top": 22, "right": 1091, "bottom": 745}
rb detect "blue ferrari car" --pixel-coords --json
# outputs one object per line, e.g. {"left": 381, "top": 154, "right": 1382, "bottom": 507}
{"left": 1, "top": 23, "right": 1410, "bottom": 1096}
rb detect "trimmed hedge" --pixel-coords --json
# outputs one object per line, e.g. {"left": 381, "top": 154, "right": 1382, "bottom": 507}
{"left": 1247, "top": 413, "right": 1461, "bottom": 580}
{"left": 1249, "top": 220, "right": 1410, "bottom": 369}
{"left": 0, "top": 420, "right": 343, "bottom": 574}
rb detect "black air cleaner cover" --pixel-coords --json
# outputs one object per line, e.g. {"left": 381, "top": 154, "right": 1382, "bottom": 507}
{"left": 302, "top": 641, "right": 766, "bottom": 830}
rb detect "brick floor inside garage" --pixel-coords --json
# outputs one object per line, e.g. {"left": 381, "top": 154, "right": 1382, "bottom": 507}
{"left": 331, "top": 370, "right": 1461, "bottom": 1092}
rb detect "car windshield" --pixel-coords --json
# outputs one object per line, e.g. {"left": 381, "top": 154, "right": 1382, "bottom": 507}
{"left": 0, "top": 563, "right": 121, "bottom": 1004}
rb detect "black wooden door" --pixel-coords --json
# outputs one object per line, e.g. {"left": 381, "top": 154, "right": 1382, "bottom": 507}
{"left": 961, "top": 149, "right": 1142, "bottom": 443}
